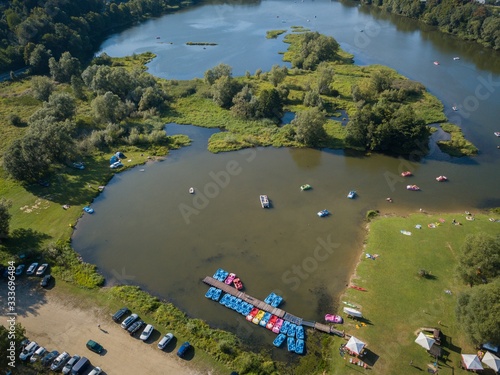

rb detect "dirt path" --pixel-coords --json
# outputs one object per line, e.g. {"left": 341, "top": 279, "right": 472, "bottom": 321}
{"left": 1, "top": 280, "right": 213, "bottom": 375}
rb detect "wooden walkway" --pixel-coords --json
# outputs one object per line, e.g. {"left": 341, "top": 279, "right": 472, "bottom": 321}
{"left": 203, "top": 276, "right": 345, "bottom": 336}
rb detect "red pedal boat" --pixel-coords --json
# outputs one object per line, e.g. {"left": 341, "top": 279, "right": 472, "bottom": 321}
{"left": 233, "top": 277, "right": 243, "bottom": 290}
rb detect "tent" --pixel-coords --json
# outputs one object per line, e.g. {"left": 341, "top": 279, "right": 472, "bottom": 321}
{"left": 482, "top": 351, "right": 500, "bottom": 372}
{"left": 110, "top": 155, "right": 119, "bottom": 164}
{"left": 345, "top": 336, "right": 365, "bottom": 355}
{"left": 415, "top": 332, "right": 435, "bottom": 350}
{"left": 462, "top": 354, "right": 484, "bottom": 371}
{"left": 115, "top": 151, "right": 126, "bottom": 159}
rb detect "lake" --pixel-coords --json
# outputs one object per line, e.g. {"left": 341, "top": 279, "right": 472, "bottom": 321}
{"left": 73, "top": 0, "right": 500, "bottom": 355}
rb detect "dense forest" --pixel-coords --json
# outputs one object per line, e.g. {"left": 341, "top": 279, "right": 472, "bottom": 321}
{"left": 0, "top": 0, "right": 195, "bottom": 72}
{"left": 355, "top": 0, "right": 500, "bottom": 50}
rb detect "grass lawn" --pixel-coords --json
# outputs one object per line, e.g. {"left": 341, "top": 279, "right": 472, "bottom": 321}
{"left": 327, "top": 212, "right": 500, "bottom": 375}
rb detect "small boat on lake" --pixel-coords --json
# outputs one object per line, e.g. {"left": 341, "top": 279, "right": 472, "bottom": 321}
{"left": 317, "top": 209, "right": 330, "bottom": 217}
{"left": 266, "top": 315, "right": 279, "bottom": 330}
{"left": 494, "top": 132, "right": 500, "bottom": 137}
{"left": 406, "top": 185, "right": 420, "bottom": 191}
{"left": 225, "top": 273, "right": 236, "bottom": 285}
{"left": 296, "top": 325, "right": 305, "bottom": 340}
{"left": 453, "top": 57, "right": 460, "bottom": 60}
{"left": 401, "top": 171, "right": 412, "bottom": 177}
{"left": 452, "top": 106, "right": 458, "bottom": 111}
{"left": 260, "top": 195, "right": 270, "bottom": 208}
{"left": 246, "top": 307, "right": 259, "bottom": 322}
{"left": 295, "top": 339, "right": 305, "bottom": 354}
{"left": 252, "top": 310, "right": 265, "bottom": 325}
{"left": 272, "top": 318, "right": 284, "bottom": 333}
{"left": 287, "top": 323, "right": 297, "bottom": 338}
{"left": 189, "top": 187, "right": 194, "bottom": 194}
{"left": 347, "top": 190, "right": 356, "bottom": 199}
{"left": 287, "top": 337, "right": 296, "bottom": 352}
{"left": 280, "top": 321, "right": 291, "bottom": 335}
{"left": 433, "top": 61, "right": 439, "bottom": 65}
{"left": 259, "top": 312, "right": 272, "bottom": 327}
{"left": 273, "top": 333, "right": 286, "bottom": 348}
{"left": 325, "top": 314, "right": 343, "bottom": 324}
{"left": 205, "top": 287, "right": 216, "bottom": 299}
{"left": 300, "top": 184, "right": 312, "bottom": 191}
{"left": 436, "top": 176, "right": 448, "bottom": 182}
{"left": 233, "top": 277, "right": 243, "bottom": 290}
{"left": 83, "top": 206, "right": 94, "bottom": 214}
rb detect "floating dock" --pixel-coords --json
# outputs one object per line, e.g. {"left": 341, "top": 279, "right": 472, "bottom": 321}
{"left": 203, "top": 276, "right": 344, "bottom": 336}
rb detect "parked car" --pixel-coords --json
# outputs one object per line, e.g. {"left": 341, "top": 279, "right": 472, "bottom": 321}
{"left": 140, "top": 324, "right": 154, "bottom": 341}
{"left": 62, "top": 354, "right": 80, "bottom": 374}
{"left": 30, "top": 346, "right": 46, "bottom": 363}
{"left": 26, "top": 263, "right": 38, "bottom": 276}
{"left": 110, "top": 161, "right": 123, "bottom": 169}
{"left": 88, "top": 366, "right": 102, "bottom": 375}
{"left": 40, "top": 274, "right": 52, "bottom": 287}
{"left": 15, "top": 264, "right": 25, "bottom": 276}
{"left": 36, "top": 263, "right": 48, "bottom": 276}
{"left": 69, "top": 356, "right": 89, "bottom": 375}
{"left": 19, "top": 341, "right": 38, "bottom": 361}
{"left": 121, "top": 313, "right": 139, "bottom": 329}
{"left": 157, "top": 333, "right": 174, "bottom": 350}
{"left": 127, "top": 320, "right": 145, "bottom": 335}
{"left": 50, "top": 351, "right": 70, "bottom": 371}
{"left": 112, "top": 307, "right": 130, "bottom": 322}
{"left": 41, "top": 350, "right": 59, "bottom": 366}
{"left": 86, "top": 340, "right": 103, "bottom": 354}
{"left": 177, "top": 342, "right": 191, "bottom": 358}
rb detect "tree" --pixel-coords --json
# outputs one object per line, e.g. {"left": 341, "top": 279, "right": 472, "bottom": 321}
{"left": 0, "top": 199, "right": 12, "bottom": 241}
{"left": 3, "top": 136, "right": 52, "bottom": 182}
{"left": 456, "top": 279, "right": 500, "bottom": 345}
{"left": 292, "top": 107, "right": 327, "bottom": 146}
{"left": 31, "top": 76, "right": 55, "bottom": 101}
{"left": 457, "top": 233, "right": 500, "bottom": 286}
{"left": 317, "top": 62, "right": 335, "bottom": 95}
{"left": 71, "top": 75, "right": 86, "bottom": 100}
{"left": 204, "top": 63, "right": 232, "bottom": 85}
{"left": 255, "top": 89, "right": 283, "bottom": 123}
{"left": 269, "top": 65, "right": 288, "bottom": 87}
{"left": 91, "top": 92, "right": 126, "bottom": 123}
{"left": 138, "top": 86, "right": 167, "bottom": 111}
{"left": 231, "top": 85, "right": 257, "bottom": 119}
{"left": 211, "top": 76, "right": 239, "bottom": 109}
{"left": 49, "top": 51, "right": 81, "bottom": 83}
{"left": 27, "top": 44, "right": 52, "bottom": 74}
{"left": 303, "top": 89, "right": 323, "bottom": 108}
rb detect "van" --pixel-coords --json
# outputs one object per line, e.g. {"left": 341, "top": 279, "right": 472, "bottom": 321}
{"left": 121, "top": 313, "right": 138, "bottom": 329}
{"left": 70, "top": 356, "right": 89, "bottom": 375}
{"left": 19, "top": 341, "right": 38, "bottom": 361}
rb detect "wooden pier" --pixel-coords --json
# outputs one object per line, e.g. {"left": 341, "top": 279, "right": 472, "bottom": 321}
{"left": 203, "top": 276, "right": 345, "bottom": 336}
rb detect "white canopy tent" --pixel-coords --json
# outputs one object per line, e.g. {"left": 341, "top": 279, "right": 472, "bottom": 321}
{"left": 415, "top": 332, "right": 435, "bottom": 350}
{"left": 346, "top": 336, "right": 366, "bottom": 355}
{"left": 482, "top": 351, "right": 500, "bottom": 372}
{"left": 462, "top": 354, "right": 484, "bottom": 371}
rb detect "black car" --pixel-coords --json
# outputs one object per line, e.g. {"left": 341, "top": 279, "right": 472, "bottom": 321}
{"left": 127, "top": 320, "right": 145, "bottom": 335}
{"left": 112, "top": 307, "right": 130, "bottom": 322}
{"left": 40, "top": 274, "right": 52, "bottom": 287}
{"left": 41, "top": 350, "right": 59, "bottom": 366}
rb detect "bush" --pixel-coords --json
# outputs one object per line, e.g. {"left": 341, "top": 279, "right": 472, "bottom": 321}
{"left": 366, "top": 210, "right": 379, "bottom": 220}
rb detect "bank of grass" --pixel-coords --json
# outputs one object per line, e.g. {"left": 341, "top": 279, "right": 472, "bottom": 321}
{"left": 327, "top": 212, "right": 500, "bottom": 375}
{"left": 266, "top": 30, "right": 287, "bottom": 39}
{"left": 437, "top": 123, "right": 479, "bottom": 157}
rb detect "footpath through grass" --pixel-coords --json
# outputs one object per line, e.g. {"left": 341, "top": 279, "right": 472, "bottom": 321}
{"left": 327, "top": 212, "right": 500, "bottom": 375}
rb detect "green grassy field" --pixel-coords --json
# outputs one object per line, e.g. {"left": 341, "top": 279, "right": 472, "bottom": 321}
{"left": 326, "top": 212, "right": 499, "bottom": 375}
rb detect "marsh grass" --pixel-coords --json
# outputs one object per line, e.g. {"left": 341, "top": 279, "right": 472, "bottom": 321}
{"left": 438, "top": 123, "right": 479, "bottom": 157}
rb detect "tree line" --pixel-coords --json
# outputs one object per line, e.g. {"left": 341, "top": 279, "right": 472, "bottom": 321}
{"left": 356, "top": 0, "right": 500, "bottom": 50}
{"left": 0, "top": 0, "right": 194, "bottom": 72}
{"left": 456, "top": 232, "right": 500, "bottom": 346}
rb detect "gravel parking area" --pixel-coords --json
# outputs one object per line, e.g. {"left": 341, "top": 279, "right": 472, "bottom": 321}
{"left": 1, "top": 280, "right": 212, "bottom": 375}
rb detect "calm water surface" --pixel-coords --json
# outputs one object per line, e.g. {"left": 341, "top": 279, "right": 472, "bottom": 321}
{"left": 74, "top": 0, "right": 500, "bottom": 354}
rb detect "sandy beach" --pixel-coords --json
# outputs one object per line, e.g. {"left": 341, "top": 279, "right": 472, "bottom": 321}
{"left": 1, "top": 279, "right": 213, "bottom": 375}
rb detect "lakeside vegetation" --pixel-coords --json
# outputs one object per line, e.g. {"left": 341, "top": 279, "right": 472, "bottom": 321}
{"left": 266, "top": 30, "right": 287, "bottom": 39}
{"left": 438, "top": 123, "right": 479, "bottom": 157}
{"left": 353, "top": 0, "right": 500, "bottom": 50}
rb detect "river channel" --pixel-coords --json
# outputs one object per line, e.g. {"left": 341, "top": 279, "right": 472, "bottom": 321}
{"left": 72, "top": 0, "right": 500, "bottom": 355}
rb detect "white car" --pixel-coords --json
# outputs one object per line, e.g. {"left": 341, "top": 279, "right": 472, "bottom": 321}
{"left": 26, "top": 263, "right": 38, "bottom": 276}
{"left": 88, "top": 366, "right": 102, "bottom": 375}
{"left": 62, "top": 354, "right": 80, "bottom": 374}
{"left": 50, "top": 351, "right": 70, "bottom": 371}
{"left": 30, "top": 346, "right": 46, "bottom": 363}
{"left": 36, "top": 263, "right": 49, "bottom": 276}
{"left": 19, "top": 341, "right": 38, "bottom": 361}
{"left": 110, "top": 161, "right": 123, "bottom": 169}
{"left": 121, "top": 313, "right": 139, "bottom": 329}
{"left": 140, "top": 324, "right": 154, "bottom": 341}
{"left": 157, "top": 333, "right": 174, "bottom": 350}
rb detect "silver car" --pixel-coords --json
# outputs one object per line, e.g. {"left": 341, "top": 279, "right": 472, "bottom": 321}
{"left": 157, "top": 333, "right": 174, "bottom": 350}
{"left": 50, "top": 351, "right": 70, "bottom": 371}
{"left": 62, "top": 354, "right": 80, "bottom": 375}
